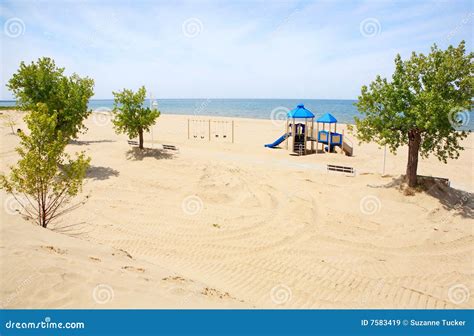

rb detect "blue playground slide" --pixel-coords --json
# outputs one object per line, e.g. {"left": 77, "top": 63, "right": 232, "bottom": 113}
{"left": 265, "top": 133, "right": 289, "bottom": 148}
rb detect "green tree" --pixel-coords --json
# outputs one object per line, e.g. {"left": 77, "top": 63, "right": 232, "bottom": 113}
{"left": 112, "top": 86, "right": 160, "bottom": 149}
{"left": 354, "top": 42, "right": 473, "bottom": 187}
{"left": 0, "top": 104, "right": 90, "bottom": 228}
{"left": 7, "top": 57, "right": 94, "bottom": 139}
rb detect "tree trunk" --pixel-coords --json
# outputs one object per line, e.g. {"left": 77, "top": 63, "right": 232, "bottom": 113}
{"left": 406, "top": 129, "right": 421, "bottom": 188}
{"left": 41, "top": 198, "right": 47, "bottom": 228}
{"left": 138, "top": 129, "right": 144, "bottom": 149}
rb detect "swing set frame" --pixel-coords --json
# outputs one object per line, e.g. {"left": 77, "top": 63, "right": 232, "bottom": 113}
{"left": 187, "top": 119, "right": 235, "bottom": 143}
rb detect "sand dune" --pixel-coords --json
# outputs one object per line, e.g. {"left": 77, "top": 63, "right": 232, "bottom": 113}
{"left": 1, "top": 111, "right": 472, "bottom": 308}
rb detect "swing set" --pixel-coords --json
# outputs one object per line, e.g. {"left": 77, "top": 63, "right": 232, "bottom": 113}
{"left": 188, "top": 119, "right": 234, "bottom": 143}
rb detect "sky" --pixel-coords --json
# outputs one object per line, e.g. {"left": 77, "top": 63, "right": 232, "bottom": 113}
{"left": 0, "top": 0, "right": 472, "bottom": 99}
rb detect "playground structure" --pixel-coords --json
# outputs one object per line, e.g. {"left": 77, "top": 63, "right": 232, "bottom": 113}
{"left": 316, "top": 113, "right": 353, "bottom": 156}
{"left": 265, "top": 104, "right": 353, "bottom": 156}
{"left": 188, "top": 118, "right": 234, "bottom": 143}
{"left": 286, "top": 104, "right": 315, "bottom": 155}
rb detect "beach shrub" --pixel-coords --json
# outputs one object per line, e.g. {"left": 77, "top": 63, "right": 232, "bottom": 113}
{"left": 353, "top": 41, "right": 473, "bottom": 187}
{"left": 0, "top": 103, "right": 90, "bottom": 228}
{"left": 1, "top": 112, "right": 18, "bottom": 134}
{"left": 112, "top": 86, "right": 160, "bottom": 149}
{"left": 7, "top": 57, "right": 94, "bottom": 140}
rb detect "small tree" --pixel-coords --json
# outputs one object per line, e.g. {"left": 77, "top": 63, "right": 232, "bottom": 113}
{"left": 7, "top": 57, "right": 94, "bottom": 139}
{"left": 1, "top": 112, "right": 18, "bottom": 134}
{"left": 0, "top": 104, "right": 90, "bottom": 228}
{"left": 354, "top": 42, "right": 473, "bottom": 187}
{"left": 112, "top": 86, "right": 160, "bottom": 149}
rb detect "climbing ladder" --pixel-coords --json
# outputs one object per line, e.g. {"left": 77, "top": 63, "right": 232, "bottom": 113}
{"left": 296, "top": 143, "right": 305, "bottom": 156}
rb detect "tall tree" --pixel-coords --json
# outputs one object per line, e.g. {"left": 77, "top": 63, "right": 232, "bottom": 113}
{"left": 7, "top": 57, "right": 94, "bottom": 139}
{"left": 112, "top": 86, "right": 160, "bottom": 149}
{"left": 354, "top": 42, "right": 473, "bottom": 187}
{"left": 0, "top": 104, "right": 90, "bottom": 228}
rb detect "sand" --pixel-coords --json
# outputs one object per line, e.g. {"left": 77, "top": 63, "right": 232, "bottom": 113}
{"left": 0, "top": 110, "right": 472, "bottom": 308}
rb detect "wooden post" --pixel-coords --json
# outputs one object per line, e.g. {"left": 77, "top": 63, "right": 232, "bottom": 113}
{"left": 304, "top": 118, "right": 308, "bottom": 155}
{"left": 291, "top": 119, "right": 296, "bottom": 152}
{"left": 285, "top": 119, "right": 289, "bottom": 150}
{"left": 311, "top": 119, "right": 314, "bottom": 153}
{"left": 341, "top": 129, "right": 344, "bottom": 155}
{"left": 329, "top": 124, "right": 332, "bottom": 153}
{"left": 316, "top": 122, "right": 319, "bottom": 153}
{"left": 322, "top": 123, "right": 325, "bottom": 149}
{"left": 322, "top": 123, "right": 325, "bottom": 153}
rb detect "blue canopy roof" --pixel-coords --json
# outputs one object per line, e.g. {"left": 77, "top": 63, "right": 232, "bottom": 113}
{"left": 317, "top": 113, "right": 337, "bottom": 124}
{"left": 287, "top": 104, "right": 315, "bottom": 119}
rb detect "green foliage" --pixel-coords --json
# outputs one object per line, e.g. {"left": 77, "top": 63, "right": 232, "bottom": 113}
{"left": 7, "top": 57, "right": 94, "bottom": 139}
{"left": 354, "top": 41, "right": 472, "bottom": 162}
{"left": 0, "top": 103, "right": 91, "bottom": 228}
{"left": 353, "top": 42, "right": 473, "bottom": 187}
{"left": 112, "top": 86, "right": 160, "bottom": 149}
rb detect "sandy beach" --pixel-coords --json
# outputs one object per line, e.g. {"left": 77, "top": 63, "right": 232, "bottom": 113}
{"left": 1, "top": 111, "right": 472, "bottom": 309}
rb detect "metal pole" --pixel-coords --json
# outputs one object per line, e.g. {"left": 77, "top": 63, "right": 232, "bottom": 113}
{"left": 149, "top": 92, "right": 154, "bottom": 148}
{"left": 383, "top": 144, "right": 387, "bottom": 175}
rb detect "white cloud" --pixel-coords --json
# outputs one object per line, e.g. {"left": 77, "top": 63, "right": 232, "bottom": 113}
{"left": 1, "top": 0, "right": 472, "bottom": 99}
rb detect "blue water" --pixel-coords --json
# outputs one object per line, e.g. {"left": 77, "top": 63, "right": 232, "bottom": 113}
{"left": 91, "top": 98, "right": 361, "bottom": 125}
{"left": 1, "top": 99, "right": 472, "bottom": 130}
